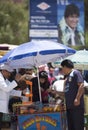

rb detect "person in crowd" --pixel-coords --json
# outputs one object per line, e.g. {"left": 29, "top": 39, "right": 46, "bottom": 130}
{"left": 48, "top": 66, "right": 56, "bottom": 85}
{"left": 8, "top": 68, "right": 34, "bottom": 130}
{"left": 18, "top": 68, "right": 39, "bottom": 102}
{"left": 54, "top": 67, "right": 64, "bottom": 80}
{"left": 18, "top": 68, "right": 26, "bottom": 75}
{"left": 23, "top": 69, "right": 50, "bottom": 103}
{"left": 25, "top": 68, "right": 36, "bottom": 77}
{"left": 8, "top": 90, "right": 22, "bottom": 130}
{"left": 58, "top": 3, "right": 84, "bottom": 46}
{"left": 0, "top": 64, "right": 21, "bottom": 130}
{"left": 60, "top": 59, "right": 84, "bottom": 130}
{"left": 28, "top": 76, "right": 40, "bottom": 103}
{"left": 39, "top": 71, "right": 50, "bottom": 104}
{"left": 38, "top": 65, "right": 46, "bottom": 72}
{"left": 48, "top": 67, "right": 65, "bottom": 110}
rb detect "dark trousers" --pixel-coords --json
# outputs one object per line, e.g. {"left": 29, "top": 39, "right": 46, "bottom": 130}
{"left": 67, "top": 107, "right": 84, "bottom": 130}
{"left": 0, "top": 112, "right": 3, "bottom": 130}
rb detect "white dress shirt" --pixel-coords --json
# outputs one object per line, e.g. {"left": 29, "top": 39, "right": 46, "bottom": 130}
{"left": 0, "top": 72, "right": 18, "bottom": 113}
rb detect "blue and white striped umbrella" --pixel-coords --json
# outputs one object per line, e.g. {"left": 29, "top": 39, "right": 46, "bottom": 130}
{"left": 0, "top": 40, "right": 76, "bottom": 69}
{"left": 0, "top": 40, "right": 76, "bottom": 102}
{"left": 0, "top": 49, "right": 15, "bottom": 64}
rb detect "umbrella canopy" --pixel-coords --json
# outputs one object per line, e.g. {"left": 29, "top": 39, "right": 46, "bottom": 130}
{"left": 0, "top": 49, "right": 15, "bottom": 64}
{"left": 66, "top": 49, "right": 88, "bottom": 70}
{"left": 53, "top": 49, "right": 88, "bottom": 70}
{"left": 0, "top": 40, "right": 76, "bottom": 69}
{"left": 66, "top": 49, "right": 88, "bottom": 63}
{"left": 0, "top": 40, "right": 76, "bottom": 102}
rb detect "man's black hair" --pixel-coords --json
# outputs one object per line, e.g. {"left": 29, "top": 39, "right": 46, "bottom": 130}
{"left": 61, "top": 59, "right": 74, "bottom": 68}
{"left": 64, "top": 3, "right": 80, "bottom": 18}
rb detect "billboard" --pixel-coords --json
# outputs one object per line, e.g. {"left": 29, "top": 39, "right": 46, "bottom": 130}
{"left": 29, "top": 0, "right": 85, "bottom": 47}
{"left": 57, "top": 0, "right": 85, "bottom": 47}
{"left": 29, "top": 0, "right": 58, "bottom": 41}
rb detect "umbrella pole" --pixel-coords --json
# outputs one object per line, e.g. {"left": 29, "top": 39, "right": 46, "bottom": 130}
{"left": 37, "top": 67, "right": 42, "bottom": 103}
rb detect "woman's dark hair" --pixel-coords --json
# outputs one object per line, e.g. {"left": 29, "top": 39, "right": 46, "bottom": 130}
{"left": 64, "top": 3, "right": 80, "bottom": 18}
{"left": 61, "top": 59, "right": 74, "bottom": 68}
{"left": 39, "top": 71, "right": 48, "bottom": 79}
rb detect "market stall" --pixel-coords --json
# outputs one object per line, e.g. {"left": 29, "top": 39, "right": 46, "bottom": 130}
{"left": 0, "top": 40, "right": 75, "bottom": 129}
{"left": 12, "top": 79, "right": 67, "bottom": 130}
{"left": 13, "top": 102, "right": 67, "bottom": 130}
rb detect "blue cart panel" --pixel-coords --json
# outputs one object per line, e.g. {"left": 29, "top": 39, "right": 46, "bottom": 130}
{"left": 18, "top": 112, "right": 66, "bottom": 130}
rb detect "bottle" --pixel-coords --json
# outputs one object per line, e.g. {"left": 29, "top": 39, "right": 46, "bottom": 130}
{"left": 25, "top": 87, "right": 30, "bottom": 97}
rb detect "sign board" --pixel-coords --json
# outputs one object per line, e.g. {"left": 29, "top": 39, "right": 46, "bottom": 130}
{"left": 29, "top": 0, "right": 58, "bottom": 41}
{"left": 18, "top": 112, "right": 67, "bottom": 130}
{"left": 29, "top": 0, "right": 85, "bottom": 47}
{"left": 57, "top": 0, "right": 85, "bottom": 46}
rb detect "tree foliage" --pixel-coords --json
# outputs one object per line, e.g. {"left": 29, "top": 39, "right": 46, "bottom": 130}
{"left": 0, "top": 0, "right": 28, "bottom": 45}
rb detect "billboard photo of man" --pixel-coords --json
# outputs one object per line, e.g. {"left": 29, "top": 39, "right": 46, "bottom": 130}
{"left": 58, "top": 0, "right": 85, "bottom": 47}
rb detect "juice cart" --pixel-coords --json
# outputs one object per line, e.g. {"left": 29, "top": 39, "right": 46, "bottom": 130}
{"left": 13, "top": 102, "right": 67, "bottom": 130}
{"left": 13, "top": 80, "right": 67, "bottom": 130}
